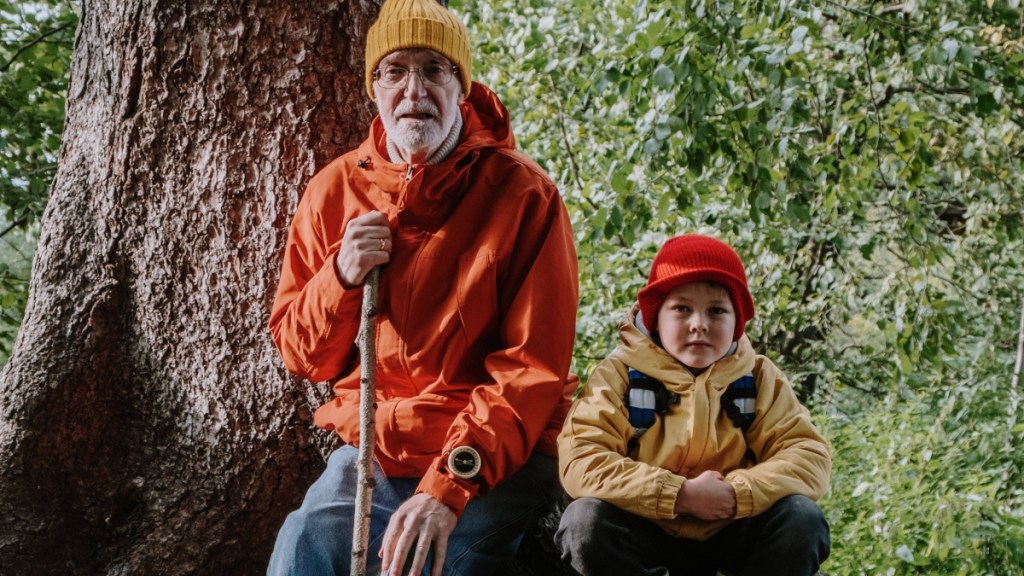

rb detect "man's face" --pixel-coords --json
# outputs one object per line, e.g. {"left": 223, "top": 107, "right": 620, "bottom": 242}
{"left": 374, "top": 48, "right": 464, "bottom": 164}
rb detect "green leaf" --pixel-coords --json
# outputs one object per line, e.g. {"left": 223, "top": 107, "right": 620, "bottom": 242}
{"left": 652, "top": 64, "right": 675, "bottom": 89}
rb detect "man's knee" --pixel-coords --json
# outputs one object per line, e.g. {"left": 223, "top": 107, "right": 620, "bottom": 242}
{"left": 268, "top": 506, "right": 348, "bottom": 576}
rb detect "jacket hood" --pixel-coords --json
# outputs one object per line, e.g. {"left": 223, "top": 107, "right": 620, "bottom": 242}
{"left": 362, "top": 81, "right": 514, "bottom": 168}
{"left": 611, "top": 304, "right": 755, "bottom": 394}
{"left": 352, "top": 82, "right": 516, "bottom": 230}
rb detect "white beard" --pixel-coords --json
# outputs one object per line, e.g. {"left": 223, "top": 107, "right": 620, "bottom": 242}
{"left": 381, "top": 101, "right": 453, "bottom": 160}
{"left": 388, "top": 118, "right": 445, "bottom": 154}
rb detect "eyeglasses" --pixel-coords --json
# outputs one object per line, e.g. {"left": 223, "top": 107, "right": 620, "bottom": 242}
{"left": 373, "top": 63, "right": 459, "bottom": 89}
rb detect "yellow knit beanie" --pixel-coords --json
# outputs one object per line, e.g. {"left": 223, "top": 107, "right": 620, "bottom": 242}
{"left": 365, "top": 0, "right": 472, "bottom": 98}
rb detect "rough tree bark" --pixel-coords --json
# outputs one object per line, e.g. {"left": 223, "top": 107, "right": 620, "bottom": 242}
{"left": 0, "top": 1, "right": 570, "bottom": 574}
{"left": 0, "top": 1, "right": 377, "bottom": 573}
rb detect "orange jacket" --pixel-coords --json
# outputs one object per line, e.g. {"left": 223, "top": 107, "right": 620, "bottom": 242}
{"left": 270, "top": 83, "right": 579, "bottom": 515}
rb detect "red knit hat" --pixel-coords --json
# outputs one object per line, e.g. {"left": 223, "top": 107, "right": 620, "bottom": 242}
{"left": 637, "top": 234, "right": 755, "bottom": 342}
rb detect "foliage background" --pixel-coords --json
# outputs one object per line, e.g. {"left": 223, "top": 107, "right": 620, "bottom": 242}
{"left": 462, "top": 0, "right": 1024, "bottom": 572}
{"left": 3, "top": 0, "right": 1023, "bottom": 574}
{"left": 0, "top": 0, "right": 74, "bottom": 363}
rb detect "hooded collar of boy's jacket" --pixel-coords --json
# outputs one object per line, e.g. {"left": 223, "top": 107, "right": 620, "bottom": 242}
{"left": 610, "top": 304, "right": 755, "bottom": 393}
{"left": 353, "top": 82, "right": 515, "bottom": 230}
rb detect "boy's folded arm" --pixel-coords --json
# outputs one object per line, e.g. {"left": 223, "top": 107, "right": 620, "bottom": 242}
{"left": 725, "top": 365, "right": 832, "bottom": 517}
{"left": 726, "top": 436, "right": 831, "bottom": 518}
{"left": 560, "top": 438, "right": 685, "bottom": 520}
{"left": 557, "top": 362, "right": 687, "bottom": 520}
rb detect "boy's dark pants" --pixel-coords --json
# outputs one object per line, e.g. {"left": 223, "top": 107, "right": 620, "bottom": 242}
{"left": 555, "top": 494, "right": 830, "bottom": 576}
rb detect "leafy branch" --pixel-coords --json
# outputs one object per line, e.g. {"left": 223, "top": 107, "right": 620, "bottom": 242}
{"left": 547, "top": 73, "right": 585, "bottom": 195}
{"left": 0, "top": 20, "right": 75, "bottom": 73}
{"left": 819, "top": 0, "right": 918, "bottom": 31}
{"left": 0, "top": 214, "right": 29, "bottom": 240}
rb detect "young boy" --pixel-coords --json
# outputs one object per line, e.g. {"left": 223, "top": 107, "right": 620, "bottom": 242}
{"left": 556, "top": 234, "right": 831, "bottom": 576}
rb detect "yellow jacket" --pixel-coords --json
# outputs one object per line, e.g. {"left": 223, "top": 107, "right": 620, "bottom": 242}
{"left": 558, "top": 306, "right": 830, "bottom": 540}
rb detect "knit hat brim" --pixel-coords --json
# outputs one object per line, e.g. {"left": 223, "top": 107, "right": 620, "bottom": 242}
{"left": 365, "top": 0, "right": 472, "bottom": 98}
{"left": 637, "top": 235, "right": 755, "bottom": 342}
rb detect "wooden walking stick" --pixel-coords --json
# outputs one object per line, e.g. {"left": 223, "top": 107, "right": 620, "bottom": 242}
{"left": 351, "top": 266, "right": 380, "bottom": 576}
{"left": 1009, "top": 298, "right": 1024, "bottom": 433}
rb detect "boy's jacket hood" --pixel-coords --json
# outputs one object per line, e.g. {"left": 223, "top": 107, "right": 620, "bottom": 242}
{"left": 610, "top": 307, "right": 753, "bottom": 395}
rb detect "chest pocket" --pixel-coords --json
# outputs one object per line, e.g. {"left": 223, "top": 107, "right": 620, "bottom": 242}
{"left": 456, "top": 249, "right": 499, "bottom": 343}
{"left": 400, "top": 247, "right": 498, "bottom": 368}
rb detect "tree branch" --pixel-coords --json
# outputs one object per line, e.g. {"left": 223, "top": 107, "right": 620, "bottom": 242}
{"left": 0, "top": 21, "right": 75, "bottom": 74}
{"left": 547, "top": 73, "right": 585, "bottom": 195}
{"left": 820, "top": 0, "right": 917, "bottom": 31}
{"left": 1003, "top": 298, "right": 1024, "bottom": 491}
{"left": 0, "top": 215, "right": 29, "bottom": 240}
{"left": 1011, "top": 297, "right": 1023, "bottom": 409}
{"left": 860, "top": 36, "right": 896, "bottom": 193}
{"left": 909, "top": 81, "right": 970, "bottom": 97}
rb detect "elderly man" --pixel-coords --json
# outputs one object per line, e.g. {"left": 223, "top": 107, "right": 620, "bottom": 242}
{"left": 265, "top": 0, "right": 579, "bottom": 574}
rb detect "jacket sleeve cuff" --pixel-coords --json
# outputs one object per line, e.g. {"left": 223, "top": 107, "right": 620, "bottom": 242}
{"left": 296, "top": 245, "right": 362, "bottom": 325}
{"left": 658, "top": 474, "right": 684, "bottom": 519}
{"left": 317, "top": 246, "right": 360, "bottom": 311}
{"left": 416, "top": 463, "right": 480, "bottom": 517}
{"left": 726, "top": 473, "right": 754, "bottom": 518}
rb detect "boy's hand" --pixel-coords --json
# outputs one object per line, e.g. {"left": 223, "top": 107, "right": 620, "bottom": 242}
{"left": 674, "top": 470, "right": 736, "bottom": 520}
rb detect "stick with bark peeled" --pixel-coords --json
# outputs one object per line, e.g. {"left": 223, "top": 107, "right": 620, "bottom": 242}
{"left": 1010, "top": 298, "right": 1024, "bottom": 430}
{"left": 351, "top": 267, "right": 380, "bottom": 576}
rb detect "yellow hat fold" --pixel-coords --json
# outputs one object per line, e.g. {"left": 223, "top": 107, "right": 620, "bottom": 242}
{"left": 365, "top": 0, "right": 472, "bottom": 98}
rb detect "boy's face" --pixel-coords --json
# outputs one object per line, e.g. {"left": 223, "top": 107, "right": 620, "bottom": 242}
{"left": 656, "top": 282, "right": 737, "bottom": 371}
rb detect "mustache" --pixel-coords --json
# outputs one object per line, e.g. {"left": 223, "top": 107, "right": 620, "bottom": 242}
{"left": 394, "top": 102, "right": 439, "bottom": 117}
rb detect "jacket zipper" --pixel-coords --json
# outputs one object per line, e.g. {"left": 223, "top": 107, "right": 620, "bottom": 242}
{"left": 405, "top": 165, "right": 414, "bottom": 181}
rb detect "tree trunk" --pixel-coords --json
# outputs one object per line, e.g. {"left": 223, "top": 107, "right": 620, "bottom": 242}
{"left": 0, "top": 0, "right": 378, "bottom": 573}
{"left": 0, "top": 1, "right": 574, "bottom": 574}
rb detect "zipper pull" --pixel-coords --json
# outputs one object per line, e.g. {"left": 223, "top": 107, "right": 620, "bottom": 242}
{"left": 405, "top": 165, "right": 414, "bottom": 181}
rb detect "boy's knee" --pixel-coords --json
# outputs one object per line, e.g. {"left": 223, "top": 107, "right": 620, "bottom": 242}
{"left": 555, "top": 498, "right": 611, "bottom": 552}
{"left": 774, "top": 495, "right": 827, "bottom": 529}
{"left": 765, "top": 495, "right": 830, "bottom": 555}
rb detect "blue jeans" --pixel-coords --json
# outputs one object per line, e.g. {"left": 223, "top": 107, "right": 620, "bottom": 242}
{"left": 555, "top": 495, "right": 830, "bottom": 576}
{"left": 268, "top": 445, "right": 560, "bottom": 576}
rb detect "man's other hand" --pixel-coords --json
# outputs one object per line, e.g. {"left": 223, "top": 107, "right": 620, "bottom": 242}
{"left": 379, "top": 493, "right": 458, "bottom": 576}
